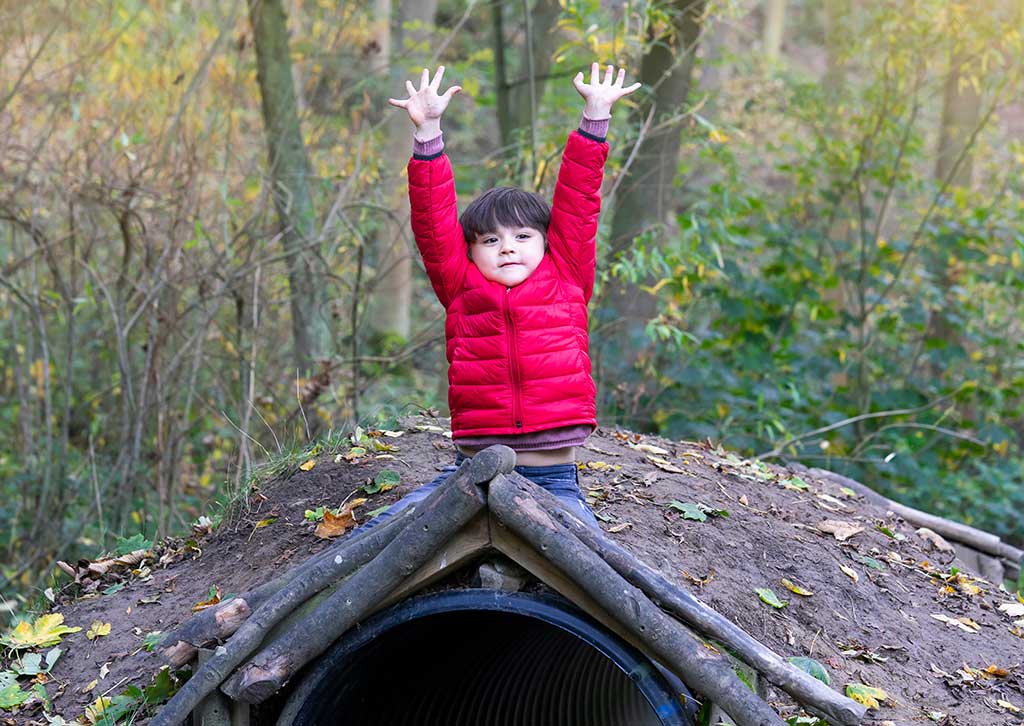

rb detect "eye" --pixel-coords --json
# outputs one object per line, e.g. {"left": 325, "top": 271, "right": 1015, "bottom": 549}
{"left": 517, "top": 234, "right": 529, "bottom": 239}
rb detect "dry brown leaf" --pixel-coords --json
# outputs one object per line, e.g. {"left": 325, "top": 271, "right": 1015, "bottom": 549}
{"left": 682, "top": 569, "right": 715, "bottom": 587}
{"left": 192, "top": 587, "right": 221, "bottom": 612}
{"left": 816, "top": 520, "right": 864, "bottom": 541}
{"left": 607, "top": 522, "right": 632, "bottom": 533}
{"left": 840, "top": 565, "right": 859, "bottom": 583}
{"left": 315, "top": 498, "right": 367, "bottom": 539}
{"left": 984, "top": 665, "right": 1009, "bottom": 678}
{"left": 648, "top": 456, "right": 686, "bottom": 473}
{"left": 915, "top": 527, "right": 955, "bottom": 553}
{"left": 631, "top": 442, "right": 669, "bottom": 455}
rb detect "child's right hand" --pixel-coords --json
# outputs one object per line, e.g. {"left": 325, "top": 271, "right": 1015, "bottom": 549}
{"left": 388, "top": 66, "right": 462, "bottom": 138}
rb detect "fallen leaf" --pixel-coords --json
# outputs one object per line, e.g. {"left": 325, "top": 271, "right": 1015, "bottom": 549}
{"left": 788, "top": 656, "right": 830, "bottom": 685}
{"left": 781, "top": 578, "right": 814, "bottom": 596}
{"left": 85, "top": 621, "right": 111, "bottom": 640}
{"left": 997, "top": 699, "right": 1021, "bottom": 713}
{"left": 84, "top": 696, "right": 113, "bottom": 724}
{"left": 363, "top": 470, "right": 400, "bottom": 494}
{"left": 984, "top": 664, "right": 1009, "bottom": 677}
{"left": 682, "top": 570, "right": 715, "bottom": 587}
{"left": 315, "top": 498, "right": 367, "bottom": 539}
{"left": 816, "top": 520, "right": 864, "bottom": 541}
{"left": 298, "top": 459, "right": 316, "bottom": 471}
{"left": 0, "top": 613, "right": 81, "bottom": 649}
{"left": 738, "top": 495, "right": 749, "bottom": 506}
{"left": 930, "top": 613, "right": 980, "bottom": 633}
{"left": 648, "top": 456, "right": 686, "bottom": 474}
{"left": 915, "top": 527, "right": 954, "bottom": 553}
{"left": 192, "top": 586, "right": 221, "bottom": 612}
{"left": 845, "top": 683, "right": 887, "bottom": 709}
{"left": 668, "top": 501, "right": 706, "bottom": 522}
{"left": 98, "top": 662, "right": 110, "bottom": 680}
{"left": 607, "top": 522, "right": 632, "bottom": 533}
{"left": 755, "top": 588, "right": 787, "bottom": 608}
{"left": 999, "top": 602, "right": 1024, "bottom": 618}
{"left": 253, "top": 516, "right": 277, "bottom": 529}
{"left": 840, "top": 565, "right": 859, "bottom": 583}
{"left": 631, "top": 442, "right": 669, "bottom": 455}
{"left": 780, "top": 476, "right": 810, "bottom": 490}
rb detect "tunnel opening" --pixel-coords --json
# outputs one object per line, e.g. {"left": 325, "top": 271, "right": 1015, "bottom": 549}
{"left": 277, "top": 590, "right": 695, "bottom": 726}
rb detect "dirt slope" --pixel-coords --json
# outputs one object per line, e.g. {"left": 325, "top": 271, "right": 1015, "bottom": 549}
{"left": 8, "top": 417, "right": 1024, "bottom": 725}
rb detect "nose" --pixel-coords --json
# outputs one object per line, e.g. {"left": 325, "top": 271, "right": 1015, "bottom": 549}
{"left": 499, "top": 236, "right": 515, "bottom": 253}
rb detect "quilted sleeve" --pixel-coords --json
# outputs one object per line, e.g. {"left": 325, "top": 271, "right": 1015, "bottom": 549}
{"left": 407, "top": 153, "right": 469, "bottom": 309}
{"left": 547, "top": 130, "right": 609, "bottom": 303}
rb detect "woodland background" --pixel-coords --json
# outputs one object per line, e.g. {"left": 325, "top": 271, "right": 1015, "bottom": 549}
{"left": 1, "top": 0, "right": 1022, "bottom": 610}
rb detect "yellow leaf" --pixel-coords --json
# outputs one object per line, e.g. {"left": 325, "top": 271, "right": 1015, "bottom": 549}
{"left": 86, "top": 621, "right": 111, "bottom": 640}
{"left": 0, "top": 613, "right": 82, "bottom": 649}
{"left": 299, "top": 459, "right": 316, "bottom": 471}
{"left": 85, "top": 696, "right": 114, "bottom": 724}
{"left": 781, "top": 578, "right": 814, "bottom": 596}
{"left": 839, "top": 565, "right": 859, "bottom": 583}
{"left": 998, "top": 700, "right": 1021, "bottom": 713}
{"left": 845, "top": 683, "right": 887, "bottom": 709}
{"left": 984, "top": 664, "right": 1009, "bottom": 677}
{"left": 254, "top": 517, "right": 277, "bottom": 529}
{"left": 709, "top": 128, "right": 730, "bottom": 143}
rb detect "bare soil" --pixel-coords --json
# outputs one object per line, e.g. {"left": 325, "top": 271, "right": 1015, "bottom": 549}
{"left": 9, "top": 417, "right": 1024, "bottom": 725}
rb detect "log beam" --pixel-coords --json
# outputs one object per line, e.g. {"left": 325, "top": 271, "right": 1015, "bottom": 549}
{"left": 512, "top": 471, "right": 866, "bottom": 726}
{"left": 488, "top": 473, "right": 785, "bottom": 726}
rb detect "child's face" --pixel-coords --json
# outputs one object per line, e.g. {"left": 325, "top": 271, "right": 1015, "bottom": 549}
{"left": 469, "top": 224, "right": 546, "bottom": 287}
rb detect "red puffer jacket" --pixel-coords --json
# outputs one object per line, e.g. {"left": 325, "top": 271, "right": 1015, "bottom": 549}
{"left": 408, "top": 130, "right": 608, "bottom": 437}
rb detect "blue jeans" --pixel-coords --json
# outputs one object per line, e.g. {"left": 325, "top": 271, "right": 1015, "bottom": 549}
{"left": 357, "top": 452, "right": 599, "bottom": 532}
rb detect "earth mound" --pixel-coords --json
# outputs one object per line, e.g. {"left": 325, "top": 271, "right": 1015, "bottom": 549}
{"left": 9, "top": 417, "right": 1024, "bottom": 724}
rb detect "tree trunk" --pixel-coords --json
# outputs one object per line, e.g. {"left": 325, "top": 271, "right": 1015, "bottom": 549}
{"left": 249, "top": 0, "right": 332, "bottom": 374}
{"left": 822, "top": 0, "right": 848, "bottom": 96}
{"left": 595, "top": 0, "right": 707, "bottom": 420}
{"left": 935, "top": 50, "right": 979, "bottom": 188}
{"left": 492, "top": 0, "right": 563, "bottom": 185}
{"left": 365, "top": 0, "right": 439, "bottom": 343}
{"left": 762, "top": 0, "right": 787, "bottom": 64}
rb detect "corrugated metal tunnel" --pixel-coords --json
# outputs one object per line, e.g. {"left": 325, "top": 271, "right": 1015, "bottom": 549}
{"left": 277, "top": 590, "right": 696, "bottom": 726}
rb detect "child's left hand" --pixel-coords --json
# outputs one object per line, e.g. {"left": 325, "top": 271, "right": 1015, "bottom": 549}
{"left": 572, "top": 63, "right": 641, "bottom": 118}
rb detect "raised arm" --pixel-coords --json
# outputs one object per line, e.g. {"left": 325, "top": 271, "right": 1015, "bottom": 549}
{"left": 547, "top": 64, "right": 640, "bottom": 302}
{"left": 389, "top": 66, "right": 467, "bottom": 308}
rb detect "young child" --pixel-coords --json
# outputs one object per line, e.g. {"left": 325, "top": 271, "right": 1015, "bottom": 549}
{"left": 366, "top": 62, "right": 639, "bottom": 529}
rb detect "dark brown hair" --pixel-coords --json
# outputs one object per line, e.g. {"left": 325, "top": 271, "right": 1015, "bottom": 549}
{"left": 459, "top": 186, "right": 550, "bottom": 247}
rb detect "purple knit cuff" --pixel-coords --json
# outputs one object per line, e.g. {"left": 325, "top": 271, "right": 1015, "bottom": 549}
{"left": 413, "top": 131, "right": 444, "bottom": 157}
{"left": 579, "top": 114, "right": 610, "bottom": 139}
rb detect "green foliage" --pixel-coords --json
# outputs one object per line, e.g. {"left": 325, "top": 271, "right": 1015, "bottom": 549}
{"left": 598, "top": 1, "right": 1024, "bottom": 545}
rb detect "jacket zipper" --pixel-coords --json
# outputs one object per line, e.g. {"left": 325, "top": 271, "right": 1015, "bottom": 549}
{"left": 504, "top": 287, "right": 523, "bottom": 428}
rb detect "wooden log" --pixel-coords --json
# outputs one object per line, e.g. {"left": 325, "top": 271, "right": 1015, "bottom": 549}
{"left": 152, "top": 446, "right": 514, "bottom": 726}
{"left": 157, "top": 506, "right": 415, "bottom": 667}
{"left": 512, "top": 472, "right": 867, "bottom": 726}
{"left": 807, "top": 466, "right": 1024, "bottom": 564}
{"left": 221, "top": 468, "right": 489, "bottom": 703}
{"left": 488, "top": 474, "right": 785, "bottom": 726}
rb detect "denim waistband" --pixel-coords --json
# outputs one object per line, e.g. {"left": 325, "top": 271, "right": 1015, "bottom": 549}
{"left": 454, "top": 451, "right": 577, "bottom": 476}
